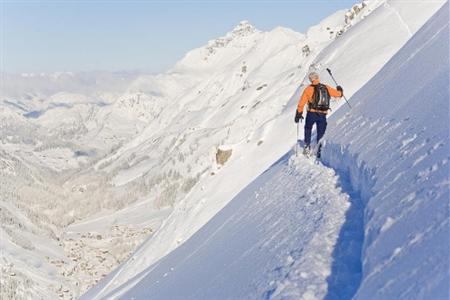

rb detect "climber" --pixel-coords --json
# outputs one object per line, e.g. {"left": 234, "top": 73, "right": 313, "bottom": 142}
{"left": 294, "top": 72, "right": 343, "bottom": 157}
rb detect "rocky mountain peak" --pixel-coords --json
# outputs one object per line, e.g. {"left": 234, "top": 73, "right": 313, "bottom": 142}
{"left": 229, "top": 20, "right": 257, "bottom": 37}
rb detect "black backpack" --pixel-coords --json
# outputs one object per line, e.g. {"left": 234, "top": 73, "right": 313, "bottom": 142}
{"left": 309, "top": 83, "right": 330, "bottom": 111}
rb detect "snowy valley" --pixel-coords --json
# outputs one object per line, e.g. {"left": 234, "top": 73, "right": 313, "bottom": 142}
{"left": 0, "top": 0, "right": 448, "bottom": 299}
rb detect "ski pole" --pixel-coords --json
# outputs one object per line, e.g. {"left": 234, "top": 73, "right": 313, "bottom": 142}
{"left": 296, "top": 122, "right": 299, "bottom": 157}
{"left": 326, "top": 68, "right": 352, "bottom": 109}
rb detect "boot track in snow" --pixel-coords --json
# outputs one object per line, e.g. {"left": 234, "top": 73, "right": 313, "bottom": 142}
{"left": 111, "top": 150, "right": 365, "bottom": 300}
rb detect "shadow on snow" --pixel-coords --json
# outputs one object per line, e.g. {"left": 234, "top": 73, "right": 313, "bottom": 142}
{"left": 322, "top": 163, "right": 365, "bottom": 300}
{"left": 266, "top": 145, "right": 366, "bottom": 300}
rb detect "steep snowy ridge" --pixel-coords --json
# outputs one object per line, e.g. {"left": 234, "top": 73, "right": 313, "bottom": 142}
{"left": 84, "top": 3, "right": 448, "bottom": 299}
{"left": 322, "top": 3, "right": 449, "bottom": 298}
{"left": 80, "top": 3, "right": 384, "bottom": 298}
{"left": 1, "top": 4, "right": 358, "bottom": 298}
{"left": 82, "top": 0, "right": 446, "bottom": 299}
{"left": 175, "top": 20, "right": 261, "bottom": 71}
{"left": 1, "top": 0, "right": 446, "bottom": 299}
{"left": 96, "top": 154, "right": 355, "bottom": 300}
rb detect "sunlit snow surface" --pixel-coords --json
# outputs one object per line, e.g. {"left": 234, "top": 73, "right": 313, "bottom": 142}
{"left": 323, "top": 3, "right": 449, "bottom": 299}
{"left": 1, "top": 0, "right": 447, "bottom": 299}
{"left": 103, "top": 154, "right": 356, "bottom": 300}
{"left": 86, "top": 2, "right": 449, "bottom": 300}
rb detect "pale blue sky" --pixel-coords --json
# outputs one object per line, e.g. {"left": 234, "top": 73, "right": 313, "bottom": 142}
{"left": 1, "top": 0, "right": 357, "bottom": 73}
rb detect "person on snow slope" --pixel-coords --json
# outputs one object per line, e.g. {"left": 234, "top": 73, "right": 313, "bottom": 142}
{"left": 295, "top": 72, "right": 343, "bottom": 157}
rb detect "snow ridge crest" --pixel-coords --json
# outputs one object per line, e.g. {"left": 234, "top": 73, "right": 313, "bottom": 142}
{"left": 205, "top": 20, "right": 258, "bottom": 53}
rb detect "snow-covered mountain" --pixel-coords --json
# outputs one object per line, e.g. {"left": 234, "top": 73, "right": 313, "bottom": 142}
{"left": 81, "top": 1, "right": 446, "bottom": 299}
{"left": 88, "top": 3, "right": 449, "bottom": 299}
{"left": 1, "top": 0, "right": 447, "bottom": 299}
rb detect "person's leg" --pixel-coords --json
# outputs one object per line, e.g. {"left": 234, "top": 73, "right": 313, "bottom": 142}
{"left": 316, "top": 113, "right": 328, "bottom": 143}
{"left": 304, "top": 111, "right": 315, "bottom": 146}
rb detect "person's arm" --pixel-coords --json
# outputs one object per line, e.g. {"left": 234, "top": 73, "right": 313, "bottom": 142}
{"left": 326, "top": 85, "right": 343, "bottom": 98}
{"left": 297, "top": 86, "right": 313, "bottom": 112}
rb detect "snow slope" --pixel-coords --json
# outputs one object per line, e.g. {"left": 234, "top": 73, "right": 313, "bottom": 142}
{"left": 322, "top": 3, "right": 449, "bottom": 298}
{"left": 1, "top": 0, "right": 446, "bottom": 298}
{"left": 82, "top": 1, "right": 445, "bottom": 298}
{"left": 85, "top": 2, "right": 449, "bottom": 299}
{"left": 91, "top": 155, "right": 355, "bottom": 300}
{"left": 0, "top": 5, "right": 362, "bottom": 298}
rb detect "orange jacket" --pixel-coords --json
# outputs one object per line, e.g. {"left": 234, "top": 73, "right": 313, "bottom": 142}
{"left": 297, "top": 79, "right": 342, "bottom": 114}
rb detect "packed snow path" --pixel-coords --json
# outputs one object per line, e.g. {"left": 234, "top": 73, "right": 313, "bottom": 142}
{"left": 95, "top": 151, "right": 364, "bottom": 300}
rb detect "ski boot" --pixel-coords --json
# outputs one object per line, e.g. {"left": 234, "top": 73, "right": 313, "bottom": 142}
{"left": 303, "top": 145, "right": 311, "bottom": 157}
{"left": 316, "top": 143, "right": 322, "bottom": 159}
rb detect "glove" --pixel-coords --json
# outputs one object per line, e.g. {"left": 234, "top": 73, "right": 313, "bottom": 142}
{"left": 295, "top": 111, "right": 304, "bottom": 123}
{"left": 336, "top": 85, "right": 343, "bottom": 94}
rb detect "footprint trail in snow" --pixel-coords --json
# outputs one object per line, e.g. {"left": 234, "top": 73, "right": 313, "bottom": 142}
{"left": 118, "top": 152, "right": 359, "bottom": 300}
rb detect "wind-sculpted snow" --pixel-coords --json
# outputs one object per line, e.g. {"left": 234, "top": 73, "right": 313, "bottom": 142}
{"left": 322, "top": 3, "right": 449, "bottom": 298}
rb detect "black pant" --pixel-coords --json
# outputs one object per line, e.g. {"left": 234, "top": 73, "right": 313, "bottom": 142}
{"left": 304, "top": 111, "right": 327, "bottom": 146}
